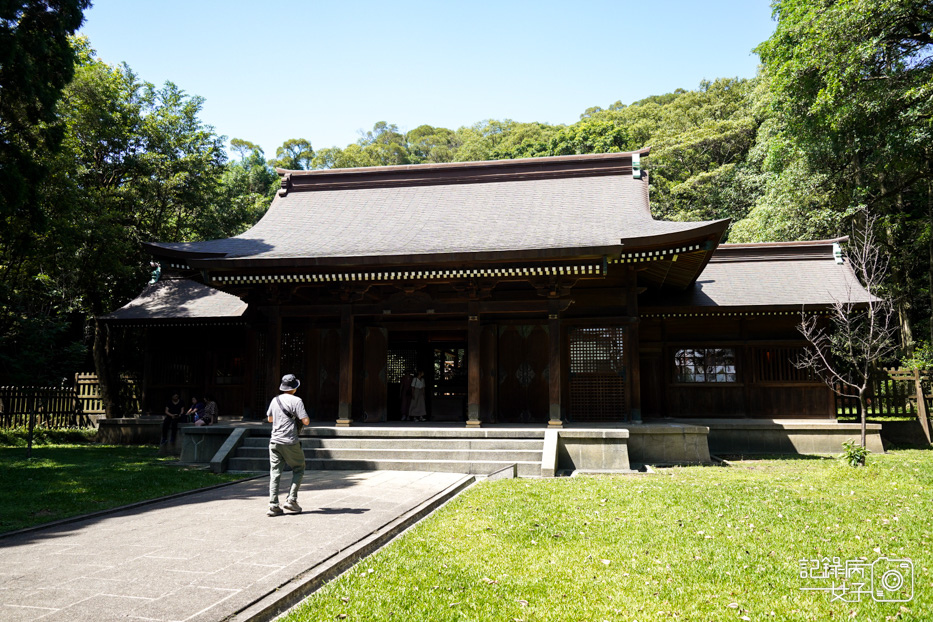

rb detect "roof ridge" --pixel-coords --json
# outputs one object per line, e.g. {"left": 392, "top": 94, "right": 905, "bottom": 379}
{"left": 276, "top": 150, "right": 651, "bottom": 194}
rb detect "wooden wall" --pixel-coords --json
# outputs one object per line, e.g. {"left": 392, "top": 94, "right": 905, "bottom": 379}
{"left": 639, "top": 316, "right": 833, "bottom": 419}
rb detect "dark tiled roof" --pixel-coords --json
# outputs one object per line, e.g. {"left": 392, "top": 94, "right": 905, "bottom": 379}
{"left": 103, "top": 279, "right": 247, "bottom": 321}
{"left": 145, "top": 153, "right": 728, "bottom": 267}
{"left": 641, "top": 240, "right": 873, "bottom": 310}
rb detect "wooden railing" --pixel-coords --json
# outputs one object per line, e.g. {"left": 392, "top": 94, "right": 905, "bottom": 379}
{"left": 1, "top": 373, "right": 141, "bottom": 429}
{"left": 75, "top": 372, "right": 105, "bottom": 416}
{"left": 74, "top": 372, "right": 141, "bottom": 417}
{"left": 835, "top": 367, "right": 930, "bottom": 416}
{"left": 0, "top": 386, "right": 93, "bottom": 429}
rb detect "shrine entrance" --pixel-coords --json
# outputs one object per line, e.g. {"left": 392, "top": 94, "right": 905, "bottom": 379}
{"left": 381, "top": 325, "right": 552, "bottom": 425}
{"left": 385, "top": 332, "right": 468, "bottom": 422}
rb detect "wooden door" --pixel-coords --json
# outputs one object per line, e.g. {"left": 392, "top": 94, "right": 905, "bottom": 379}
{"left": 480, "top": 324, "right": 498, "bottom": 422}
{"left": 363, "top": 327, "right": 388, "bottom": 422}
{"left": 315, "top": 328, "right": 340, "bottom": 421}
{"left": 497, "top": 324, "right": 549, "bottom": 423}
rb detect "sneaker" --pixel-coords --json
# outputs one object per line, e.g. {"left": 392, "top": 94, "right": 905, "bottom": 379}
{"left": 283, "top": 499, "right": 302, "bottom": 513}
{"left": 267, "top": 505, "right": 284, "bottom": 517}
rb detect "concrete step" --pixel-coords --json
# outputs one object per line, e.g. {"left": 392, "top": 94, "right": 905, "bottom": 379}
{"left": 227, "top": 456, "right": 541, "bottom": 477}
{"left": 235, "top": 446, "right": 543, "bottom": 462}
{"left": 241, "top": 437, "right": 543, "bottom": 451}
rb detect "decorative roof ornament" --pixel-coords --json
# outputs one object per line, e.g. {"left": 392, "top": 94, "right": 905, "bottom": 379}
{"left": 278, "top": 172, "right": 292, "bottom": 197}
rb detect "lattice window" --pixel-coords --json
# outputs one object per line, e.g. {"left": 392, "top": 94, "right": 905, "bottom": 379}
{"left": 569, "top": 326, "right": 626, "bottom": 422}
{"left": 281, "top": 331, "right": 307, "bottom": 381}
{"left": 754, "top": 346, "right": 816, "bottom": 382}
{"left": 387, "top": 348, "right": 418, "bottom": 383}
{"left": 569, "top": 327, "right": 625, "bottom": 374}
{"left": 674, "top": 348, "right": 736, "bottom": 383}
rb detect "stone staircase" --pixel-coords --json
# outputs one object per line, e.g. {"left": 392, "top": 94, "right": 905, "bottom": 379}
{"left": 226, "top": 427, "right": 547, "bottom": 477}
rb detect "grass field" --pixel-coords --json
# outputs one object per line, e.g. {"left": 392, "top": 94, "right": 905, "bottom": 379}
{"left": 0, "top": 444, "right": 249, "bottom": 533}
{"left": 287, "top": 450, "right": 932, "bottom": 621}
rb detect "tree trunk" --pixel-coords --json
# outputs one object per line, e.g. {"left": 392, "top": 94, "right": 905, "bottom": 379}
{"left": 92, "top": 319, "right": 121, "bottom": 418}
{"left": 880, "top": 187, "right": 913, "bottom": 352}
{"left": 928, "top": 170, "right": 933, "bottom": 343}
{"left": 857, "top": 390, "right": 868, "bottom": 450}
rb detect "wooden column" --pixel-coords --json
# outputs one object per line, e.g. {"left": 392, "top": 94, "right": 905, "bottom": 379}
{"left": 548, "top": 298, "right": 563, "bottom": 428}
{"left": 337, "top": 307, "right": 354, "bottom": 427}
{"left": 467, "top": 302, "right": 482, "bottom": 427}
{"left": 141, "top": 328, "right": 152, "bottom": 414}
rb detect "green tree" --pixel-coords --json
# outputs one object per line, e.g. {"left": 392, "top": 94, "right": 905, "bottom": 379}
{"left": 0, "top": 1, "right": 90, "bottom": 263}
{"left": 0, "top": 40, "right": 260, "bottom": 398}
{"left": 750, "top": 0, "right": 933, "bottom": 347}
{"left": 271, "top": 138, "right": 314, "bottom": 170}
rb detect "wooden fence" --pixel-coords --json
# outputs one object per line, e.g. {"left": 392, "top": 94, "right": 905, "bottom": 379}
{"left": 74, "top": 372, "right": 141, "bottom": 418}
{"left": 835, "top": 367, "right": 932, "bottom": 418}
{"left": 0, "top": 386, "right": 93, "bottom": 429}
{"left": 0, "top": 373, "right": 140, "bottom": 429}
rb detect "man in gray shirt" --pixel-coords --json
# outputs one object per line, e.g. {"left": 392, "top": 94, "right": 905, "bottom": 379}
{"left": 267, "top": 374, "right": 310, "bottom": 516}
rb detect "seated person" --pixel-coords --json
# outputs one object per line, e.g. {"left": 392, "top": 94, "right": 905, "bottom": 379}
{"left": 196, "top": 394, "right": 218, "bottom": 426}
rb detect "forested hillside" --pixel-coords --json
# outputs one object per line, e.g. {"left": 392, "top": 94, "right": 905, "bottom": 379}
{"left": 1, "top": 0, "right": 930, "bottom": 384}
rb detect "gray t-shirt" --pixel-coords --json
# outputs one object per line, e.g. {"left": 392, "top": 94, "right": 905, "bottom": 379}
{"left": 267, "top": 393, "right": 309, "bottom": 445}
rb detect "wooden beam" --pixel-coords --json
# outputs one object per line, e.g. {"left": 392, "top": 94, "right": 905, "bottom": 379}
{"left": 467, "top": 302, "right": 481, "bottom": 427}
{"left": 277, "top": 298, "right": 575, "bottom": 318}
{"left": 337, "top": 307, "right": 354, "bottom": 426}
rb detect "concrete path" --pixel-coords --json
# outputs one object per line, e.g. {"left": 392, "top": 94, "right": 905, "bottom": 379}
{"left": 0, "top": 470, "right": 473, "bottom": 622}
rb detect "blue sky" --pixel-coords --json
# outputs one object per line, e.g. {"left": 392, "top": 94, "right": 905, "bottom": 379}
{"left": 79, "top": 1, "right": 777, "bottom": 158}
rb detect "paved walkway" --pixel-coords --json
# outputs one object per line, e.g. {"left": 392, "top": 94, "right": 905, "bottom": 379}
{"left": 0, "top": 470, "right": 473, "bottom": 622}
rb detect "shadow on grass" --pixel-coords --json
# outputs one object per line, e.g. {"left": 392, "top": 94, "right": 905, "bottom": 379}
{"left": 713, "top": 453, "right": 837, "bottom": 462}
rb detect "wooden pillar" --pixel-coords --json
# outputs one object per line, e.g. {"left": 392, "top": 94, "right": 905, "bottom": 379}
{"left": 467, "top": 302, "right": 482, "bottom": 427}
{"left": 337, "top": 307, "right": 354, "bottom": 426}
{"left": 548, "top": 298, "right": 563, "bottom": 428}
{"left": 141, "top": 328, "right": 152, "bottom": 414}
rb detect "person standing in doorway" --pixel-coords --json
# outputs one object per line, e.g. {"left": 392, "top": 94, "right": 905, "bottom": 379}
{"left": 267, "top": 374, "right": 310, "bottom": 516}
{"left": 409, "top": 370, "right": 427, "bottom": 422}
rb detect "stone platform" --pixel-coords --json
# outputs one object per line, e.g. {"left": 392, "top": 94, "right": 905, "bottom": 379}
{"left": 675, "top": 418, "right": 885, "bottom": 456}
{"left": 176, "top": 421, "right": 714, "bottom": 476}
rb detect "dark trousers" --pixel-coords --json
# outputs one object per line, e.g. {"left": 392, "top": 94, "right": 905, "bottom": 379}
{"left": 161, "top": 416, "right": 179, "bottom": 444}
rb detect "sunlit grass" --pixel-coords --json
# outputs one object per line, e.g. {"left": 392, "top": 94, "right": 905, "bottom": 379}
{"left": 0, "top": 444, "right": 249, "bottom": 533}
{"left": 287, "top": 450, "right": 932, "bottom": 621}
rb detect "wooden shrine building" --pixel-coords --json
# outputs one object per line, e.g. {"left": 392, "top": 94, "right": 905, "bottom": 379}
{"left": 105, "top": 151, "right": 871, "bottom": 426}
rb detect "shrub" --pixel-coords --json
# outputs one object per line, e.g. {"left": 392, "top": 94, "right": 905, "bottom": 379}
{"left": 841, "top": 439, "right": 869, "bottom": 467}
{"left": 0, "top": 426, "right": 98, "bottom": 447}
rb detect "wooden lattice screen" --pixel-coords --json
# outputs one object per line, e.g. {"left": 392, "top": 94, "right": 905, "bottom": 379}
{"left": 387, "top": 348, "right": 418, "bottom": 383}
{"left": 569, "top": 326, "right": 627, "bottom": 422}
{"left": 753, "top": 346, "right": 815, "bottom": 382}
{"left": 281, "top": 330, "right": 307, "bottom": 382}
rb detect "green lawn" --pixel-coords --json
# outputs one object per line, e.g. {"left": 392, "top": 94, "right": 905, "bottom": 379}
{"left": 0, "top": 444, "right": 249, "bottom": 533}
{"left": 287, "top": 450, "right": 932, "bottom": 622}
